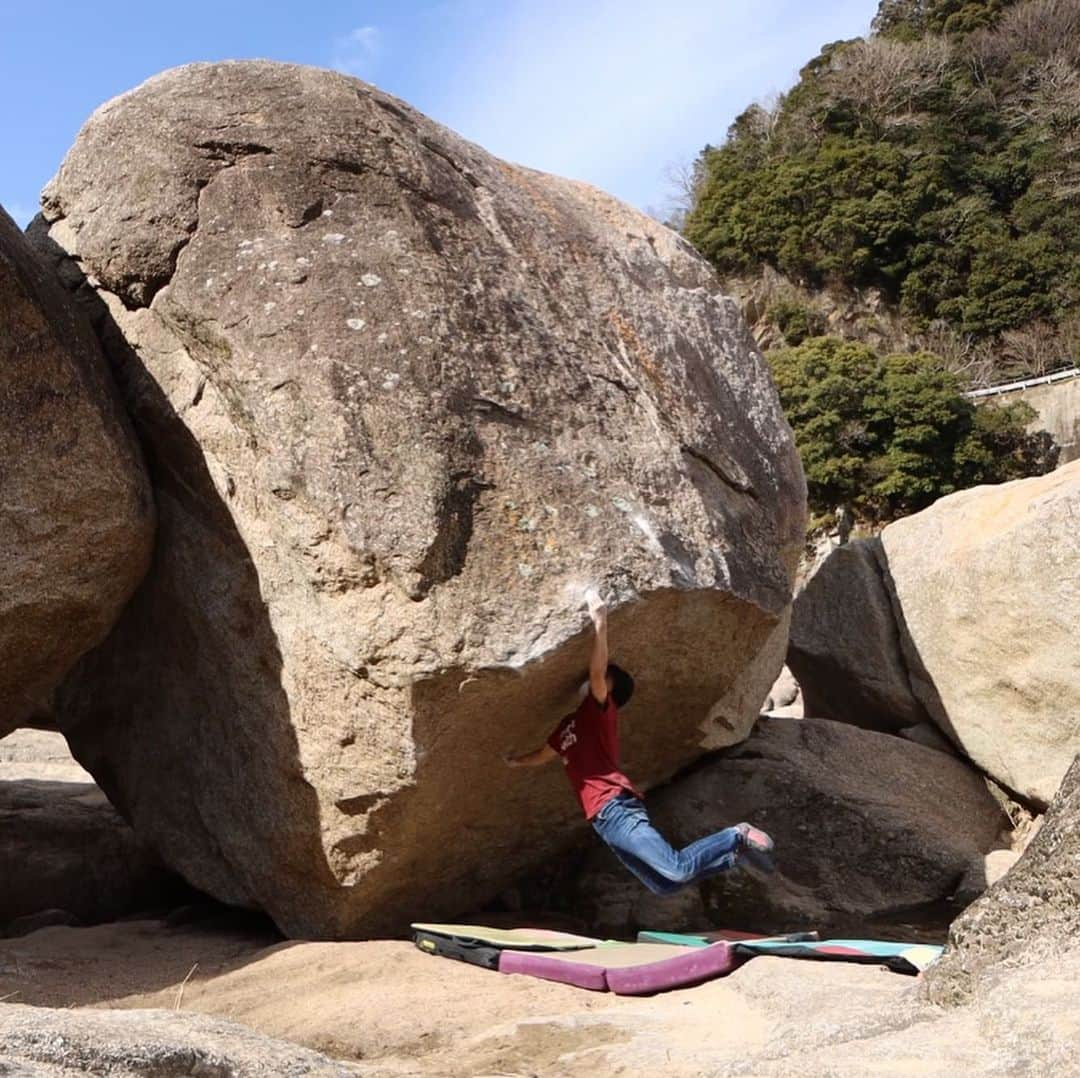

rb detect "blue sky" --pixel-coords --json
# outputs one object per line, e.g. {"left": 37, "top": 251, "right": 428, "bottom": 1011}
{"left": 1, "top": 1, "right": 879, "bottom": 229}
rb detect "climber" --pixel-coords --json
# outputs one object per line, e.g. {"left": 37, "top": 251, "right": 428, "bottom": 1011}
{"left": 505, "top": 590, "right": 774, "bottom": 894}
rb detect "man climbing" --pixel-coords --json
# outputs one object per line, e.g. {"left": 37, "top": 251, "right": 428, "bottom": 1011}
{"left": 506, "top": 590, "right": 774, "bottom": 895}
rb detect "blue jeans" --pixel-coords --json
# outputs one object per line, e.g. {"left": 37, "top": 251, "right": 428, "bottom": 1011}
{"left": 591, "top": 792, "right": 742, "bottom": 896}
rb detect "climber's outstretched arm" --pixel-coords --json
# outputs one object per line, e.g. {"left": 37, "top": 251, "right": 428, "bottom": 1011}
{"left": 587, "top": 590, "right": 609, "bottom": 704}
{"left": 505, "top": 744, "right": 558, "bottom": 768}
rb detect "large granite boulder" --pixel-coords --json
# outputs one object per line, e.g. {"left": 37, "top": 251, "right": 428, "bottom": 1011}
{"left": 0, "top": 206, "right": 153, "bottom": 738}
{"left": 787, "top": 539, "right": 930, "bottom": 732}
{"left": 880, "top": 463, "right": 1080, "bottom": 807}
{"left": 925, "top": 755, "right": 1080, "bottom": 1005}
{"left": 37, "top": 62, "right": 806, "bottom": 937}
{"left": 570, "top": 717, "right": 1008, "bottom": 936}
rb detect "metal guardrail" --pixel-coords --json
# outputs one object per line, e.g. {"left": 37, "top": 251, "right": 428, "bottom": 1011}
{"left": 966, "top": 366, "right": 1080, "bottom": 399}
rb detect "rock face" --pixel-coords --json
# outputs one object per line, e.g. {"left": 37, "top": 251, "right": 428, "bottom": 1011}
{"left": 0, "top": 206, "right": 154, "bottom": 738}
{"left": 787, "top": 539, "right": 928, "bottom": 732}
{"left": 785, "top": 465, "right": 1079, "bottom": 805}
{"left": 880, "top": 462, "right": 1080, "bottom": 807}
{"left": 570, "top": 717, "right": 1008, "bottom": 935}
{"left": 925, "top": 755, "right": 1080, "bottom": 1005}
{"left": 726, "top": 266, "right": 916, "bottom": 356}
{"left": 0, "top": 1003, "right": 350, "bottom": 1076}
{"left": 38, "top": 62, "right": 806, "bottom": 937}
{"left": 761, "top": 664, "right": 802, "bottom": 717}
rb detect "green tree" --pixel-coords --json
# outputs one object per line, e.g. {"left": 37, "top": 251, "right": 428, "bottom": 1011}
{"left": 683, "top": 0, "right": 1080, "bottom": 375}
{"left": 769, "top": 337, "right": 1057, "bottom": 524}
{"left": 874, "top": 0, "right": 1013, "bottom": 38}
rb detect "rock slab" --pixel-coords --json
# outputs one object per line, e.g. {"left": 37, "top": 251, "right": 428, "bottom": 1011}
{"left": 924, "top": 755, "right": 1080, "bottom": 1005}
{"left": 0, "top": 205, "right": 154, "bottom": 737}
{"left": 0, "top": 1003, "right": 350, "bottom": 1076}
{"left": 880, "top": 462, "right": 1080, "bottom": 806}
{"left": 39, "top": 62, "right": 806, "bottom": 936}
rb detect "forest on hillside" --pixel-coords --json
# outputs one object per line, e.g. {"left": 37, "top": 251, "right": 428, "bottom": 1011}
{"left": 683, "top": 0, "right": 1080, "bottom": 388}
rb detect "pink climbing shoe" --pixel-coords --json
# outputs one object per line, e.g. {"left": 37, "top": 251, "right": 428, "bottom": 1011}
{"left": 736, "top": 822, "right": 774, "bottom": 853}
{"left": 736, "top": 822, "right": 775, "bottom": 873}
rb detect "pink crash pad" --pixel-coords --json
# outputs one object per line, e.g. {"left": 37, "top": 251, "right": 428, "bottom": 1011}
{"left": 498, "top": 941, "right": 736, "bottom": 995}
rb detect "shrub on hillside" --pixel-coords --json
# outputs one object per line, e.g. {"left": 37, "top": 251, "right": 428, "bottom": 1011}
{"left": 768, "top": 336, "right": 1058, "bottom": 524}
{"left": 684, "top": 0, "right": 1080, "bottom": 373}
{"left": 766, "top": 298, "right": 827, "bottom": 345}
{"left": 874, "top": 0, "right": 1012, "bottom": 39}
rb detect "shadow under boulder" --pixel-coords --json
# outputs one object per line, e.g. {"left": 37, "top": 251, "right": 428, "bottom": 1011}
{"left": 0, "top": 731, "right": 187, "bottom": 935}
{"left": 563, "top": 716, "right": 1011, "bottom": 937}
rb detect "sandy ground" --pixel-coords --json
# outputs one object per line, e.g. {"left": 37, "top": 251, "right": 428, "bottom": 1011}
{"left": 7, "top": 911, "right": 1073, "bottom": 1077}
{"left": 1, "top": 730, "right": 1075, "bottom": 1075}
{"left": 0, "top": 729, "right": 93, "bottom": 783}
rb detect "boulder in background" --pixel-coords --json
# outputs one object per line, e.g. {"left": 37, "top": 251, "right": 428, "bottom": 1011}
{"left": 0, "top": 731, "right": 185, "bottom": 932}
{"left": 0, "top": 206, "right": 154, "bottom": 738}
{"left": 880, "top": 463, "right": 1080, "bottom": 807}
{"left": 788, "top": 538, "right": 928, "bottom": 732}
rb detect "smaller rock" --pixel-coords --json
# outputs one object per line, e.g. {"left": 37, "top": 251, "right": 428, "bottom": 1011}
{"left": 0, "top": 778, "right": 185, "bottom": 928}
{"left": 787, "top": 539, "right": 928, "bottom": 733}
{"left": 953, "top": 849, "right": 1020, "bottom": 906}
{"left": 924, "top": 756, "right": 1080, "bottom": 1005}
{"left": 0, "top": 1003, "right": 351, "bottom": 1076}
{"left": 0, "top": 204, "right": 154, "bottom": 738}
{"left": 569, "top": 717, "right": 1009, "bottom": 935}
{"left": 762, "top": 665, "right": 801, "bottom": 713}
{"left": 4, "top": 908, "right": 80, "bottom": 939}
{"left": 879, "top": 463, "right": 1080, "bottom": 807}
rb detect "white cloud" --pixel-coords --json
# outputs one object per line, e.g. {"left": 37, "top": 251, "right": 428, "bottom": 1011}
{"left": 426, "top": 0, "right": 878, "bottom": 210}
{"left": 332, "top": 25, "right": 382, "bottom": 79}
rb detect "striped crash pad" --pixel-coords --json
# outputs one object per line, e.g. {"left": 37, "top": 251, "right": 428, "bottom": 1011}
{"left": 499, "top": 941, "right": 736, "bottom": 995}
{"left": 411, "top": 922, "right": 941, "bottom": 990}
{"left": 731, "top": 937, "right": 944, "bottom": 975}
{"left": 411, "top": 923, "right": 602, "bottom": 971}
{"left": 637, "top": 930, "right": 820, "bottom": 947}
{"left": 411, "top": 925, "right": 737, "bottom": 994}
{"left": 411, "top": 923, "right": 601, "bottom": 950}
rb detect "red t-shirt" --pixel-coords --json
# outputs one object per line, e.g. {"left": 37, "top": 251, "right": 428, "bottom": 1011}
{"left": 547, "top": 693, "right": 642, "bottom": 819}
